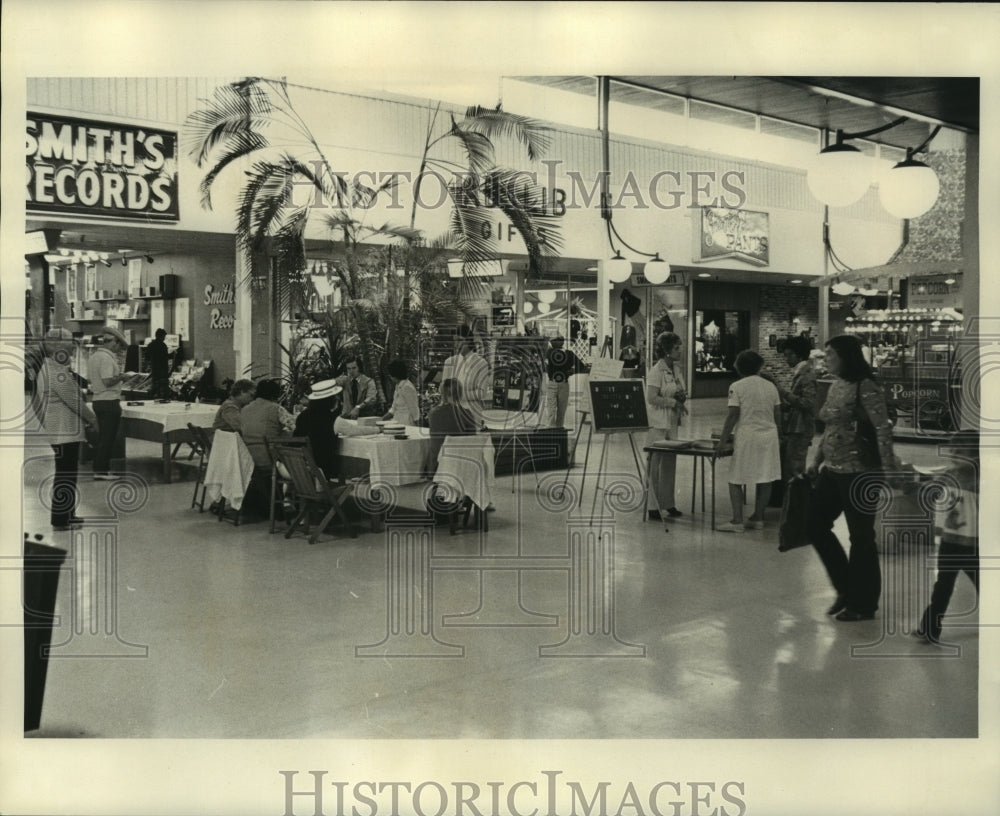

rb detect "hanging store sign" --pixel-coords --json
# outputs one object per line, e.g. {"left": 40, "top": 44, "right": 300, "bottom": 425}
{"left": 694, "top": 207, "right": 769, "bottom": 266}
{"left": 26, "top": 112, "right": 179, "bottom": 221}
{"left": 906, "top": 274, "right": 962, "bottom": 310}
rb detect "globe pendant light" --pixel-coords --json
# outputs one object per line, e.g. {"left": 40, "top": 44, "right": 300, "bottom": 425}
{"left": 537, "top": 289, "right": 557, "bottom": 304}
{"left": 643, "top": 254, "right": 671, "bottom": 285}
{"left": 878, "top": 154, "right": 940, "bottom": 220}
{"left": 807, "top": 141, "right": 873, "bottom": 208}
{"left": 604, "top": 252, "right": 632, "bottom": 283}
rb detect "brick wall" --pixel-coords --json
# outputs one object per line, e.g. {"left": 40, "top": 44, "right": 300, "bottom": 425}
{"left": 756, "top": 284, "right": 820, "bottom": 387}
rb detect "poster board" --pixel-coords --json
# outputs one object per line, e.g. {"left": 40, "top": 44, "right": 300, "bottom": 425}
{"left": 576, "top": 357, "right": 625, "bottom": 416}
{"left": 588, "top": 380, "right": 650, "bottom": 432}
{"left": 173, "top": 297, "right": 189, "bottom": 343}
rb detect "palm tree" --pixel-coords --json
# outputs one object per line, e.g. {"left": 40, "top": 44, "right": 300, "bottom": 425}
{"left": 182, "top": 76, "right": 562, "bottom": 397}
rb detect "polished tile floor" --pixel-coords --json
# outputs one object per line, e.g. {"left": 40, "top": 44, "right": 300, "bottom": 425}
{"left": 21, "top": 400, "right": 978, "bottom": 738}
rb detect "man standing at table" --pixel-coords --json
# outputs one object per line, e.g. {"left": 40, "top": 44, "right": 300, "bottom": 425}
{"left": 337, "top": 356, "right": 378, "bottom": 419}
{"left": 441, "top": 329, "right": 490, "bottom": 424}
{"left": 147, "top": 328, "right": 171, "bottom": 399}
{"left": 87, "top": 327, "right": 128, "bottom": 480}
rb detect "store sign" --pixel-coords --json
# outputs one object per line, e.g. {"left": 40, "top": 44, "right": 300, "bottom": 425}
{"left": 205, "top": 283, "right": 236, "bottom": 329}
{"left": 26, "top": 112, "right": 179, "bottom": 221}
{"left": 885, "top": 379, "right": 950, "bottom": 412}
{"left": 628, "top": 271, "right": 688, "bottom": 287}
{"left": 906, "top": 274, "right": 962, "bottom": 310}
{"left": 694, "top": 207, "right": 769, "bottom": 266}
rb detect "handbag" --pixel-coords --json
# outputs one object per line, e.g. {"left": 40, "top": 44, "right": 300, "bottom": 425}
{"left": 778, "top": 475, "right": 813, "bottom": 552}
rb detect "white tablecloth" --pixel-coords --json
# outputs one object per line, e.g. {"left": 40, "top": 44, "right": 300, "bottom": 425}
{"left": 338, "top": 425, "right": 431, "bottom": 487}
{"left": 203, "top": 430, "right": 255, "bottom": 510}
{"left": 121, "top": 401, "right": 218, "bottom": 434}
{"left": 434, "top": 434, "right": 495, "bottom": 509}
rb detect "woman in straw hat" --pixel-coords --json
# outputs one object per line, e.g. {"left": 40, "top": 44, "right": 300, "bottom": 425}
{"left": 87, "top": 327, "right": 128, "bottom": 480}
{"left": 294, "top": 379, "right": 343, "bottom": 478}
{"left": 36, "top": 328, "right": 99, "bottom": 530}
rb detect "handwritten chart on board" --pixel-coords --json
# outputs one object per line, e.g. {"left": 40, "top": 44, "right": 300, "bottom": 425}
{"left": 589, "top": 380, "right": 650, "bottom": 432}
{"left": 574, "top": 357, "right": 625, "bottom": 417}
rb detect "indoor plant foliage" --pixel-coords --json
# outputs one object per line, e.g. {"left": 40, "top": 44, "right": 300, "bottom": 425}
{"left": 183, "top": 77, "right": 562, "bottom": 396}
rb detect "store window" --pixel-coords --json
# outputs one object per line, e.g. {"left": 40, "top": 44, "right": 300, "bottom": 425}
{"left": 695, "top": 309, "right": 749, "bottom": 374}
{"left": 647, "top": 287, "right": 689, "bottom": 381}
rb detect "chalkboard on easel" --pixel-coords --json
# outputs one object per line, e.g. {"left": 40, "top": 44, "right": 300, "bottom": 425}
{"left": 588, "top": 380, "right": 649, "bottom": 433}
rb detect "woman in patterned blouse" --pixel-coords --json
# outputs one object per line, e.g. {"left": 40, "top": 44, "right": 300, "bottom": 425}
{"left": 807, "top": 334, "right": 899, "bottom": 622}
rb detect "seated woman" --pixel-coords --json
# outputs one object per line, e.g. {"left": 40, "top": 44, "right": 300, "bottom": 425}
{"left": 382, "top": 359, "right": 420, "bottom": 426}
{"left": 293, "top": 379, "right": 343, "bottom": 479}
{"left": 240, "top": 378, "right": 293, "bottom": 467}
{"left": 426, "top": 378, "right": 478, "bottom": 475}
{"left": 213, "top": 379, "right": 256, "bottom": 433}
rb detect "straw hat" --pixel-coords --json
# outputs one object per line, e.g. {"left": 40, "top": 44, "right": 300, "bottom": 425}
{"left": 308, "top": 379, "right": 343, "bottom": 400}
{"left": 99, "top": 326, "right": 129, "bottom": 347}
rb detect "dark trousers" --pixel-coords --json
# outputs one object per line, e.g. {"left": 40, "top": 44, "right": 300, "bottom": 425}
{"left": 919, "top": 541, "right": 978, "bottom": 639}
{"left": 50, "top": 442, "right": 81, "bottom": 526}
{"left": 151, "top": 376, "right": 170, "bottom": 399}
{"left": 807, "top": 469, "right": 881, "bottom": 615}
{"left": 92, "top": 400, "right": 122, "bottom": 474}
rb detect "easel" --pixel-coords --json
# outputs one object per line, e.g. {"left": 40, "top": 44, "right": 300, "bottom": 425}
{"left": 582, "top": 426, "right": 648, "bottom": 523}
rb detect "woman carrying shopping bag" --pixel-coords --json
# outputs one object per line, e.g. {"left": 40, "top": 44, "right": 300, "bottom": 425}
{"left": 807, "top": 335, "right": 899, "bottom": 622}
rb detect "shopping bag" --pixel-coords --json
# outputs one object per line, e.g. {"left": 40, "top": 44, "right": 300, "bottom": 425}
{"left": 778, "top": 475, "right": 813, "bottom": 552}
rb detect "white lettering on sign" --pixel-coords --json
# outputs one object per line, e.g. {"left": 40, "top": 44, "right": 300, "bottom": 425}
{"left": 204, "top": 283, "right": 236, "bottom": 306}
{"left": 26, "top": 112, "right": 178, "bottom": 220}
{"left": 209, "top": 308, "right": 236, "bottom": 330}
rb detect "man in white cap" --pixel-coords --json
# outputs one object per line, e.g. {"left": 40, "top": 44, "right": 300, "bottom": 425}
{"left": 87, "top": 327, "right": 128, "bottom": 479}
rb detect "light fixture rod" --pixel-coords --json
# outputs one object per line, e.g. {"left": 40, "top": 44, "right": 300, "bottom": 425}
{"left": 909, "top": 125, "right": 942, "bottom": 157}
{"left": 836, "top": 116, "right": 909, "bottom": 144}
{"left": 608, "top": 219, "right": 658, "bottom": 259}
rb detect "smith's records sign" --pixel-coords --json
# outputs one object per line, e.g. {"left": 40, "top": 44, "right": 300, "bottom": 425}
{"left": 26, "top": 111, "right": 179, "bottom": 221}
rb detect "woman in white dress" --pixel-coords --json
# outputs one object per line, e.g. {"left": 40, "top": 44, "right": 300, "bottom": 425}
{"left": 645, "top": 331, "right": 688, "bottom": 520}
{"left": 713, "top": 350, "right": 782, "bottom": 532}
{"left": 382, "top": 359, "right": 421, "bottom": 426}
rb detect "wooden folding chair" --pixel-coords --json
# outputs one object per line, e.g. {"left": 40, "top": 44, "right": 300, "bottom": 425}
{"left": 272, "top": 442, "right": 357, "bottom": 544}
{"left": 186, "top": 423, "right": 213, "bottom": 512}
{"left": 264, "top": 436, "right": 310, "bottom": 534}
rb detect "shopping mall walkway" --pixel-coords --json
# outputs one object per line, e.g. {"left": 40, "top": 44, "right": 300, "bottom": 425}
{"left": 20, "top": 399, "right": 978, "bottom": 738}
